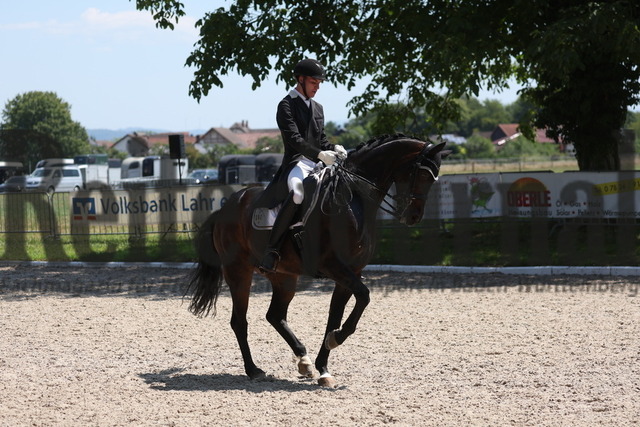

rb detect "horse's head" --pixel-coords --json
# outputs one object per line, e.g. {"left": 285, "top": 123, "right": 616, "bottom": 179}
{"left": 393, "top": 141, "right": 449, "bottom": 225}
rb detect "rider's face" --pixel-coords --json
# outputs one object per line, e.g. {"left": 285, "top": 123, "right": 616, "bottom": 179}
{"left": 298, "top": 76, "right": 322, "bottom": 98}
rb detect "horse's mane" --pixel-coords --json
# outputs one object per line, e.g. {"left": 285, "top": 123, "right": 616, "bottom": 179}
{"left": 350, "top": 133, "right": 428, "bottom": 156}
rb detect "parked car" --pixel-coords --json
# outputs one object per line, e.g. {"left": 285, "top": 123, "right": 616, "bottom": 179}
{"left": 0, "top": 175, "right": 27, "bottom": 193}
{"left": 188, "top": 169, "right": 218, "bottom": 184}
{"left": 26, "top": 165, "right": 84, "bottom": 193}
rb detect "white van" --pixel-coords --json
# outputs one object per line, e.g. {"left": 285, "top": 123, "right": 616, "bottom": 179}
{"left": 26, "top": 165, "right": 84, "bottom": 193}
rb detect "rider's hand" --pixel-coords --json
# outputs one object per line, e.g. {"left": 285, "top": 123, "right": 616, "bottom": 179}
{"left": 318, "top": 150, "right": 338, "bottom": 166}
{"left": 334, "top": 145, "right": 347, "bottom": 160}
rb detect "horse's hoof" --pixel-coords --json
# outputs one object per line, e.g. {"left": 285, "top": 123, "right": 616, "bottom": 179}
{"left": 248, "top": 368, "right": 267, "bottom": 380}
{"left": 317, "top": 373, "right": 337, "bottom": 388}
{"left": 297, "top": 355, "right": 314, "bottom": 378}
{"left": 324, "top": 329, "right": 340, "bottom": 350}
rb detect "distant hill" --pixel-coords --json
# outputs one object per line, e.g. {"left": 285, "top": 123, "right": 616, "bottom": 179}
{"left": 88, "top": 128, "right": 208, "bottom": 141}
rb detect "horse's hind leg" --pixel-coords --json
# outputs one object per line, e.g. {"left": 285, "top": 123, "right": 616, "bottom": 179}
{"left": 266, "top": 274, "right": 314, "bottom": 377}
{"left": 225, "top": 263, "right": 265, "bottom": 380}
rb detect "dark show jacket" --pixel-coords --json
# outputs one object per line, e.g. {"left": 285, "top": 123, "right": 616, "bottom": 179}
{"left": 276, "top": 90, "right": 335, "bottom": 166}
{"left": 260, "top": 90, "right": 336, "bottom": 206}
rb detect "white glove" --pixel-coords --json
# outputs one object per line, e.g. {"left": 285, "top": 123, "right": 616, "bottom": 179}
{"left": 334, "top": 145, "right": 347, "bottom": 159}
{"left": 318, "top": 150, "right": 337, "bottom": 166}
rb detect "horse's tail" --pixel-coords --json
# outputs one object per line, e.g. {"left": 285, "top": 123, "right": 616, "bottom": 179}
{"left": 186, "top": 210, "right": 223, "bottom": 318}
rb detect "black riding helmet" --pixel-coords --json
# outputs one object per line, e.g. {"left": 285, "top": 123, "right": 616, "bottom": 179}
{"left": 293, "top": 59, "right": 326, "bottom": 81}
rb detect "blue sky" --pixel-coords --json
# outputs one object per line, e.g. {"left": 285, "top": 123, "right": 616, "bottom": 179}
{"left": 1, "top": 1, "right": 521, "bottom": 133}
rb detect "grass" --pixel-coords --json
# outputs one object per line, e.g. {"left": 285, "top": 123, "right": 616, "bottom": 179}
{"left": 1, "top": 219, "right": 639, "bottom": 266}
{"left": 0, "top": 232, "right": 196, "bottom": 263}
{"left": 373, "top": 219, "right": 640, "bottom": 267}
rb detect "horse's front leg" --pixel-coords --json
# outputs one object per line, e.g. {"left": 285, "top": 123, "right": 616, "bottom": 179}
{"left": 265, "top": 273, "right": 314, "bottom": 378}
{"left": 315, "top": 270, "right": 369, "bottom": 387}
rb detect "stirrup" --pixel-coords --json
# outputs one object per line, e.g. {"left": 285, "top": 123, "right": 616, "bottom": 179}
{"left": 259, "top": 250, "right": 281, "bottom": 274}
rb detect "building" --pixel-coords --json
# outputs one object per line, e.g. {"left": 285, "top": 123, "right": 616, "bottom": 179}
{"left": 106, "top": 122, "right": 281, "bottom": 157}
{"left": 194, "top": 121, "right": 281, "bottom": 153}
{"left": 491, "top": 124, "right": 564, "bottom": 151}
{"left": 110, "top": 132, "right": 197, "bottom": 157}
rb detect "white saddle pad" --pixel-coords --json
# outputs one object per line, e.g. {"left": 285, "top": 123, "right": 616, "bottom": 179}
{"left": 252, "top": 206, "right": 280, "bottom": 230}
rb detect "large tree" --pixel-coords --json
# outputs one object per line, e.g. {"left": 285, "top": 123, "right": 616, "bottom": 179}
{"left": 0, "top": 91, "right": 90, "bottom": 168}
{"left": 136, "top": 0, "right": 640, "bottom": 171}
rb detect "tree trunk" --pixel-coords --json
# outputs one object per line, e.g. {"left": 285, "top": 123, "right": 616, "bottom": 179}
{"left": 574, "top": 131, "right": 620, "bottom": 171}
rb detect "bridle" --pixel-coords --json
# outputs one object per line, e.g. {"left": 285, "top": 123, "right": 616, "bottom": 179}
{"left": 336, "top": 143, "right": 441, "bottom": 219}
{"left": 392, "top": 143, "right": 440, "bottom": 214}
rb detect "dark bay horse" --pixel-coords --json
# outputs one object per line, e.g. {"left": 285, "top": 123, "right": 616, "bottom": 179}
{"left": 187, "top": 134, "right": 448, "bottom": 387}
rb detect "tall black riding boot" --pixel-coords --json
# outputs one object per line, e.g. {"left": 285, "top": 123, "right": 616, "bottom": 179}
{"left": 259, "top": 193, "right": 299, "bottom": 273}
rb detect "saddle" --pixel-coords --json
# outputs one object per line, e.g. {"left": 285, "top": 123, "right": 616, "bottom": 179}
{"left": 251, "top": 164, "right": 351, "bottom": 276}
{"left": 251, "top": 163, "right": 329, "bottom": 231}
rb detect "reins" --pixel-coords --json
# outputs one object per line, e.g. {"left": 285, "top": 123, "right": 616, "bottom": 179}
{"left": 334, "top": 164, "right": 402, "bottom": 218}
{"left": 331, "top": 142, "right": 441, "bottom": 219}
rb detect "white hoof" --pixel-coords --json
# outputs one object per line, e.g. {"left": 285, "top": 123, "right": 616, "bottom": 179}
{"left": 324, "top": 329, "right": 340, "bottom": 350}
{"left": 297, "top": 355, "right": 314, "bottom": 378}
{"left": 318, "top": 372, "right": 337, "bottom": 388}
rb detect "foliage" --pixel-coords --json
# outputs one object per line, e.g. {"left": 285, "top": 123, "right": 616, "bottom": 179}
{"left": 149, "top": 143, "right": 168, "bottom": 157}
{"left": 252, "top": 135, "right": 283, "bottom": 154}
{"left": 456, "top": 98, "right": 512, "bottom": 138}
{"left": 464, "top": 134, "right": 495, "bottom": 159}
{"left": 135, "top": 0, "right": 640, "bottom": 172}
{"left": 205, "top": 142, "right": 241, "bottom": 165}
{"left": 0, "top": 91, "right": 90, "bottom": 167}
{"left": 624, "top": 111, "right": 640, "bottom": 154}
{"left": 107, "top": 148, "right": 128, "bottom": 161}
{"left": 516, "top": 2, "right": 640, "bottom": 170}
{"left": 327, "top": 117, "right": 373, "bottom": 149}
{"left": 497, "top": 137, "right": 559, "bottom": 158}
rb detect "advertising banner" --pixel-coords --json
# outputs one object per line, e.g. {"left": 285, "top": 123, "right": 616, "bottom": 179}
{"left": 66, "top": 171, "right": 640, "bottom": 227}
{"left": 426, "top": 171, "right": 640, "bottom": 220}
{"left": 425, "top": 173, "right": 503, "bottom": 219}
{"left": 501, "top": 171, "right": 640, "bottom": 219}
{"left": 70, "top": 184, "right": 244, "bottom": 226}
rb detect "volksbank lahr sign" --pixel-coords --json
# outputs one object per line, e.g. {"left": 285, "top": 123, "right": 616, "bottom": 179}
{"left": 71, "top": 185, "right": 242, "bottom": 225}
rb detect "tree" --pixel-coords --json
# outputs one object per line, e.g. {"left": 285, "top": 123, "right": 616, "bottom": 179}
{"left": 136, "top": 0, "right": 640, "bottom": 170}
{"left": 496, "top": 137, "right": 559, "bottom": 159}
{"left": 515, "top": 1, "right": 640, "bottom": 170}
{"left": 0, "top": 91, "right": 90, "bottom": 167}
{"left": 455, "top": 98, "right": 512, "bottom": 137}
{"left": 464, "top": 134, "right": 495, "bottom": 159}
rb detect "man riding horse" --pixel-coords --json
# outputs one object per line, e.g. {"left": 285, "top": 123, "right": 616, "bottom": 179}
{"left": 259, "top": 59, "right": 347, "bottom": 273}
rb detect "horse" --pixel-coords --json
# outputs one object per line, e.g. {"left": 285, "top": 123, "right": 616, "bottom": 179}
{"left": 186, "top": 134, "right": 449, "bottom": 387}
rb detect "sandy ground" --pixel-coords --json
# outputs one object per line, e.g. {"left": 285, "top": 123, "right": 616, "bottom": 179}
{"left": 1, "top": 264, "right": 639, "bottom": 426}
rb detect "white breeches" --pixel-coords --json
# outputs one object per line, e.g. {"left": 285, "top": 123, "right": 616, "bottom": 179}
{"left": 287, "top": 157, "right": 317, "bottom": 205}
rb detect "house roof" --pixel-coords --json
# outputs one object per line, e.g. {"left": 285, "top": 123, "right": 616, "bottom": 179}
{"left": 197, "top": 122, "right": 280, "bottom": 150}
{"left": 235, "top": 130, "right": 281, "bottom": 148}
{"left": 110, "top": 132, "right": 197, "bottom": 151}
{"left": 534, "top": 128, "right": 557, "bottom": 143}
{"left": 106, "top": 122, "right": 281, "bottom": 154}
{"left": 491, "top": 124, "right": 560, "bottom": 145}
{"left": 144, "top": 132, "right": 197, "bottom": 147}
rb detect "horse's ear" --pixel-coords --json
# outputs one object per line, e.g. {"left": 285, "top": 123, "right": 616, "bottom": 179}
{"left": 428, "top": 141, "right": 451, "bottom": 158}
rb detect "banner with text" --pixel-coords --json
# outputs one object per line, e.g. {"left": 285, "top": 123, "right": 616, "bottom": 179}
{"left": 425, "top": 171, "right": 640, "bottom": 220}
{"left": 70, "top": 185, "right": 244, "bottom": 226}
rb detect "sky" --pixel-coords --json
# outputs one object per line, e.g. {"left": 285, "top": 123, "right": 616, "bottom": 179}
{"left": 0, "top": 1, "right": 522, "bottom": 133}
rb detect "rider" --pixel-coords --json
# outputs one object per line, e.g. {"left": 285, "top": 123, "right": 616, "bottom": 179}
{"left": 259, "top": 58, "right": 347, "bottom": 273}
